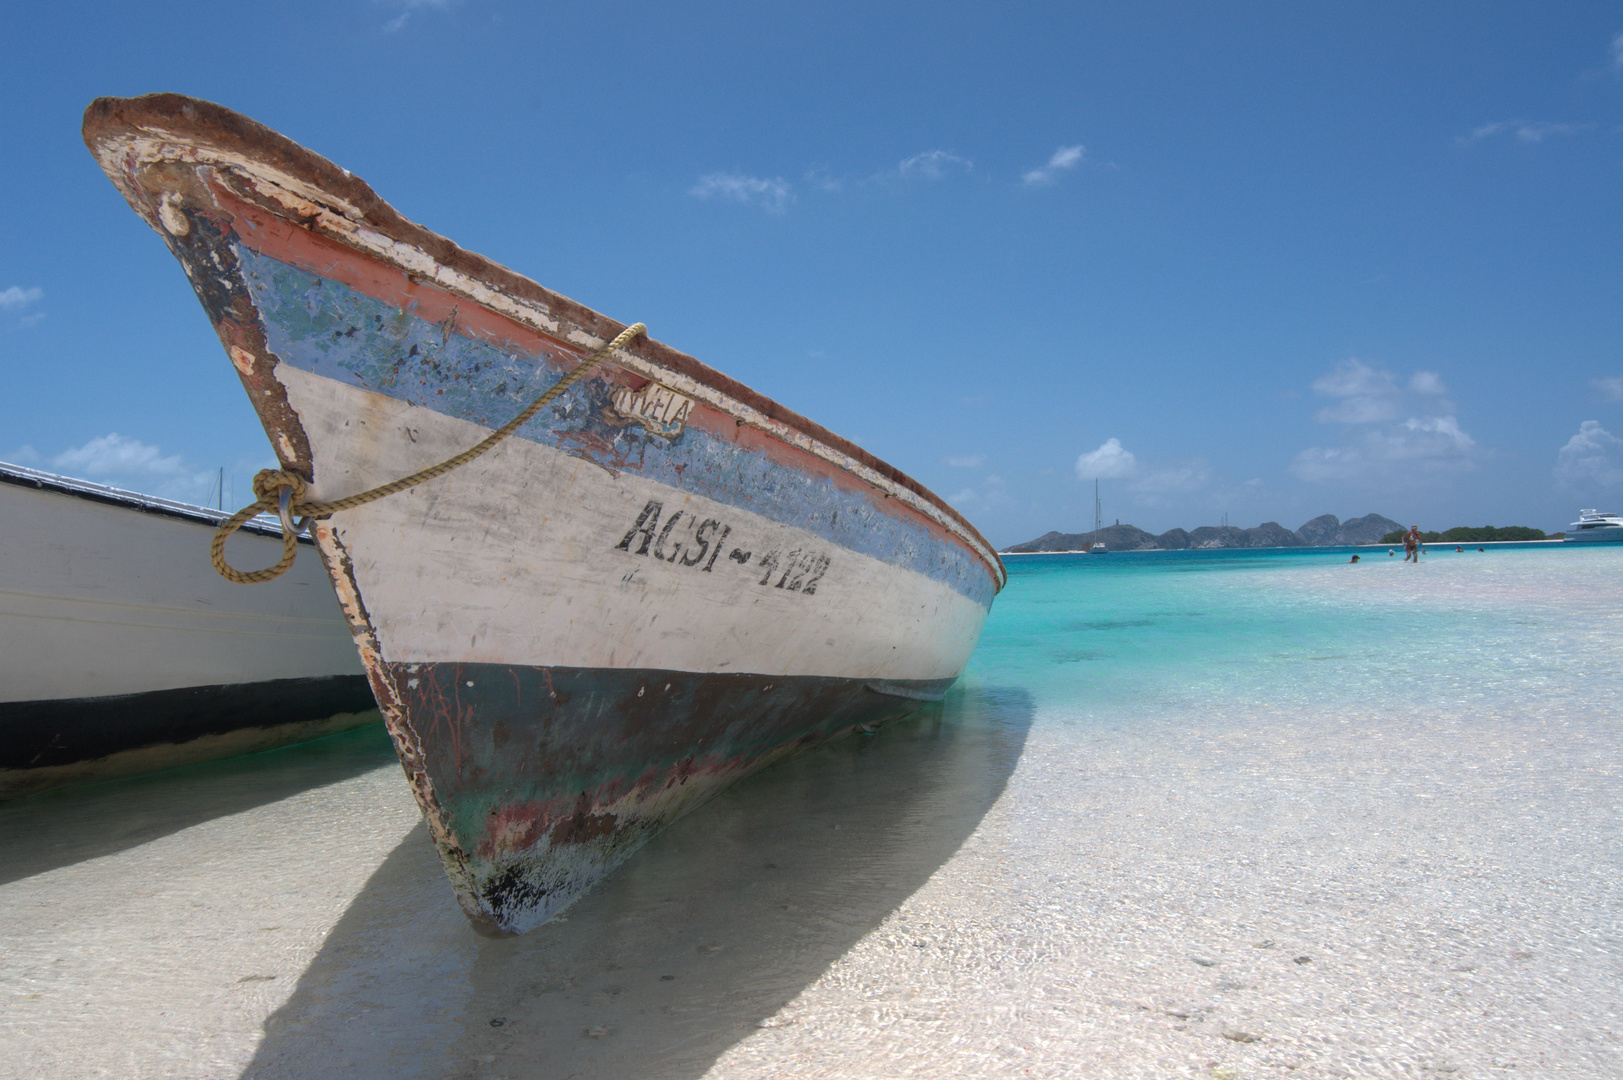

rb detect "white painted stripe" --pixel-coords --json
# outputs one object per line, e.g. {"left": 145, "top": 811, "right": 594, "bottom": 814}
{"left": 279, "top": 367, "right": 990, "bottom": 681}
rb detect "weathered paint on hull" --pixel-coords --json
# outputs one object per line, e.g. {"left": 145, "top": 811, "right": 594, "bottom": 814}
{"left": 85, "top": 94, "right": 1005, "bottom": 933}
{"left": 400, "top": 662, "right": 951, "bottom": 933}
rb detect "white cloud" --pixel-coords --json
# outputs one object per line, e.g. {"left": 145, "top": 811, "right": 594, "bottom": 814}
{"left": 898, "top": 150, "right": 972, "bottom": 181}
{"left": 1022, "top": 144, "right": 1085, "bottom": 186}
{"left": 47, "top": 433, "right": 219, "bottom": 502}
{"left": 1409, "top": 371, "right": 1447, "bottom": 395}
{"left": 53, "top": 433, "right": 189, "bottom": 479}
{"left": 1130, "top": 459, "right": 1212, "bottom": 497}
{"left": 1454, "top": 120, "right": 1585, "bottom": 147}
{"left": 1310, "top": 359, "right": 1402, "bottom": 423}
{"left": 0, "top": 286, "right": 42, "bottom": 311}
{"left": 1072, "top": 438, "right": 1208, "bottom": 506}
{"left": 811, "top": 151, "right": 973, "bottom": 192}
{"left": 1593, "top": 376, "right": 1623, "bottom": 402}
{"left": 1289, "top": 446, "right": 1361, "bottom": 483}
{"left": 1516, "top": 122, "right": 1584, "bottom": 143}
{"left": 5, "top": 444, "right": 40, "bottom": 465}
{"left": 1292, "top": 360, "right": 1479, "bottom": 483}
{"left": 945, "top": 453, "right": 985, "bottom": 468}
{"left": 947, "top": 474, "right": 1017, "bottom": 513}
{"left": 1291, "top": 416, "right": 1478, "bottom": 483}
{"left": 690, "top": 172, "right": 794, "bottom": 213}
{"left": 1456, "top": 122, "right": 1506, "bottom": 146}
{"left": 1556, "top": 420, "right": 1623, "bottom": 488}
{"left": 805, "top": 168, "right": 845, "bottom": 193}
{"left": 1075, "top": 437, "right": 1136, "bottom": 479}
{"left": 1, "top": 285, "right": 44, "bottom": 326}
{"left": 378, "top": 0, "right": 453, "bottom": 32}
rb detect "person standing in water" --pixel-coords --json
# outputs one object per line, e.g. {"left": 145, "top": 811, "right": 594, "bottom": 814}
{"left": 1403, "top": 525, "right": 1421, "bottom": 563}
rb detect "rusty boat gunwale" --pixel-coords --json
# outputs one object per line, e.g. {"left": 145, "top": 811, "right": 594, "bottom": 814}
{"left": 85, "top": 93, "right": 1004, "bottom": 934}
{"left": 81, "top": 93, "right": 1004, "bottom": 588}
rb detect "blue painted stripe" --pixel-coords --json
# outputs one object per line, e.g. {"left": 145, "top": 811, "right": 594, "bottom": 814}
{"left": 238, "top": 247, "right": 994, "bottom": 606}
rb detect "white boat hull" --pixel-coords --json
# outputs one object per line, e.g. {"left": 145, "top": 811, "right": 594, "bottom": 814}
{"left": 0, "top": 468, "right": 375, "bottom": 798}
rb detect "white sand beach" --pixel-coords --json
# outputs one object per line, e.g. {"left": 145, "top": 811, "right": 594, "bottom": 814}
{"left": 3, "top": 551, "right": 1620, "bottom": 1079}
{"left": 2, "top": 698, "right": 1618, "bottom": 1078}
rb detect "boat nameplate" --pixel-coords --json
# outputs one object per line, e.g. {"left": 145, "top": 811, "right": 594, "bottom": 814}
{"left": 613, "top": 499, "right": 833, "bottom": 594}
{"left": 610, "top": 382, "right": 693, "bottom": 439}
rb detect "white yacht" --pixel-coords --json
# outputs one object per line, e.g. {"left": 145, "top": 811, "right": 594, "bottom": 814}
{"left": 1563, "top": 509, "right": 1623, "bottom": 543}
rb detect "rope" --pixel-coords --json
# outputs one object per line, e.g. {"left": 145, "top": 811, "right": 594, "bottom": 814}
{"left": 210, "top": 322, "right": 647, "bottom": 584}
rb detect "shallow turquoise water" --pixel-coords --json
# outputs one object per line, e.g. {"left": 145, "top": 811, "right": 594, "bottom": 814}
{"left": 6, "top": 543, "right": 1623, "bottom": 1077}
{"left": 966, "top": 544, "right": 1623, "bottom": 726}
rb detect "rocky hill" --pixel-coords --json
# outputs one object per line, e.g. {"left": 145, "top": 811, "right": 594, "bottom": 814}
{"left": 1003, "top": 513, "right": 1404, "bottom": 553}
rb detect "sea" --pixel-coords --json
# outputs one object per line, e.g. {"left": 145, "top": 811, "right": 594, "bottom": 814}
{"left": 3, "top": 542, "right": 1621, "bottom": 1079}
{"left": 977, "top": 542, "right": 1617, "bottom": 725}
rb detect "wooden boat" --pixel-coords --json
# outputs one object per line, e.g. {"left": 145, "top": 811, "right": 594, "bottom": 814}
{"left": 84, "top": 94, "right": 1005, "bottom": 934}
{"left": 0, "top": 461, "right": 375, "bottom": 800}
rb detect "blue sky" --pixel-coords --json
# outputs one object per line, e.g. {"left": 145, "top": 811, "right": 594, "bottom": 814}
{"left": 3, "top": 2, "right": 1622, "bottom": 546}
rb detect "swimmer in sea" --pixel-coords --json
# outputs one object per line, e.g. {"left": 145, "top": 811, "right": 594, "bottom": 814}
{"left": 1403, "top": 525, "right": 1420, "bottom": 563}
{"left": 1349, "top": 554, "right": 1360, "bottom": 563}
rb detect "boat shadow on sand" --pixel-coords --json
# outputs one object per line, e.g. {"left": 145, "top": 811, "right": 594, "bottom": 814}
{"left": 241, "top": 683, "right": 1032, "bottom": 1080}
{"left": 0, "top": 718, "right": 389, "bottom": 888}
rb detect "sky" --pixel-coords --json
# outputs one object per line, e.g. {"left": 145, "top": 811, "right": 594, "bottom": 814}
{"left": 3, "top": 2, "right": 1622, "bottom": 547}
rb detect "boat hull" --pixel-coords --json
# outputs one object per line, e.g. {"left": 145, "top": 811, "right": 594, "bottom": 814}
{"left": 392, "top": 661, "right": 952, "bottom": 932}
{"left": 85, "top": 94, "right": 1004, "bottom": 932}
{"left": 0, "top": 467, "right": 376, "bottom": 799}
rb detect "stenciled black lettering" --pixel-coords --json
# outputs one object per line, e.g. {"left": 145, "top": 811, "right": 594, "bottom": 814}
{"left": 703, "top": 527, "right": 732, "bottom": 572}
{"left": 727, "top": 547, "right": 750, "bottom": 564}
{"left": 801, "top": 554, "right": 831, "bottom": 594}
{"left": 653, "top": 511, "right": 686, "bottom": 562}
{"left": 683, "top": 519, "right": 719, "bottom": 567}
{"left": 775, "top": 550, "right": 803, "bottom": 589}
{"left": 783, "top": 551, "right": 819, "bottom": 592}
{"left": 756, "top": 551, "right": 780, "bottom": 586}
{"left": 616, "top": 500, "right": 663, "bottom": 555}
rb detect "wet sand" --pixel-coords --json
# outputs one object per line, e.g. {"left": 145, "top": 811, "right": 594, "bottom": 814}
{"left": 3, "top": 674, "right": 1619, "bottom": 1079}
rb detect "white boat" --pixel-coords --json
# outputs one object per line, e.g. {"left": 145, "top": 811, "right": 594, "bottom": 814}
{"left": 1563, "top": 509, "right": 1623, "bottom": 543}
{"left": 0, "top": 461, "right": 375, "bottom": 799}
{"left": 85, "top": 93, "right": 1005, "bottom": 934}
{"left": 1089, "top": 479, "right": 1107, "bottom": 552}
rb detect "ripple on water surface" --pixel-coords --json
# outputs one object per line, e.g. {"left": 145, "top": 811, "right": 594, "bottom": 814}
{"left": 979, "top": 544, "right": 1623, "bottom": 727}
{"left": 4, "top": 544, "right": 1622, "bottom": 1078}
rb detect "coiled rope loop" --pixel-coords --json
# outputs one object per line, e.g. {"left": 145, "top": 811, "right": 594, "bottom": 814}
{"left": 210, "top": 322, "right": 647, "bottom": 585}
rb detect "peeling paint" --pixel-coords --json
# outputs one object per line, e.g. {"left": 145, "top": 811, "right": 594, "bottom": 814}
{"left": 83, "top": 93, "right": 1002, "bottom": 935}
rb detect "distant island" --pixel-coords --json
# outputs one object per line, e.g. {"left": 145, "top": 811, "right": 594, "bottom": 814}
{"left": 1004, "top": 514, "right": 1559, "bottom": 553}
{"left": 1004, "top": 513, "right": 1404, "bottom": 553}
{"left": 1376, "top": 525, "right": 1548, "bottom": 544}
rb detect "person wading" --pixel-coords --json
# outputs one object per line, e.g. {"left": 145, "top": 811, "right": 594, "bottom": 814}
{"left": 1403, "top": 525, "right": 1421, "bottom": 563}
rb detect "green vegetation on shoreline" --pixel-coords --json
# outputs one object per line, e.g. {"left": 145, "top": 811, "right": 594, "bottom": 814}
{"left": 1376, "top": 525, "right": 1548, "bottom": 544}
